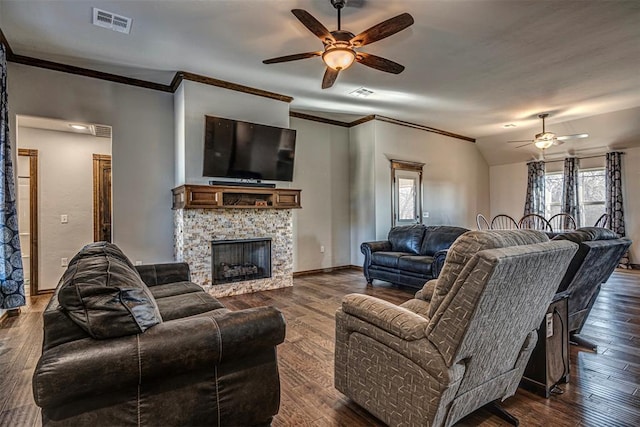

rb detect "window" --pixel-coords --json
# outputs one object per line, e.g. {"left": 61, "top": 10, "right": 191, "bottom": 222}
{"left": 545, "top": 168, "right": 606, "bottom": 227}
{"left": 390, "top": 160, "right": 423, "bottom": 226}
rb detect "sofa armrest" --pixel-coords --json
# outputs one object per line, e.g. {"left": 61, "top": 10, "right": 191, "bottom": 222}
{"left": 432, "top": 249, "right": 449, "bottom": 278}
{"left": 360, "top": 241, "right": 392, "bottom": 283}
{"left": 341, "top": 294, "right": 428, "bottom": 341}
{"left": 135, "top": 262, "right": 191, "bottom": 286}
{"left": 33, "top": 306, "right": 286, "bottom": 408}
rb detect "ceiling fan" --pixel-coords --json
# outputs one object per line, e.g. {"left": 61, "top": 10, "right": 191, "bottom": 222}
{"left": 508, "top": 113, "right": 589, "bottom": 149}
{"left": 262, "top": 0, "right": 414, "bottom": 89}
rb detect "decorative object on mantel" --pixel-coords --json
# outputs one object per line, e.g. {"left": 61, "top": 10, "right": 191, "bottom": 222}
{"left": 172, "top": 185, "right": 301, "bottom": 210}
{"left": 263, "top": 0, "right": 414, "bottom": 88}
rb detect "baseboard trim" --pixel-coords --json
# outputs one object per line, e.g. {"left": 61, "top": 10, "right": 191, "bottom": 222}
{"left": 293, "top": 265, "right": 360, "bottom": 277}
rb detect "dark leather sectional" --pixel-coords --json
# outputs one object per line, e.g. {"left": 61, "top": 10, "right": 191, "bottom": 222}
{"left": 32, "top": 242, "right": 285, "bottom": 426}
{"left": 361, "top": 225, "right": 469, "bottom": 289}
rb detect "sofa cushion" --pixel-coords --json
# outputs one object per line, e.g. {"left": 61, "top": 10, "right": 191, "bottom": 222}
{"left": 156, "top": 292, "right": 225, "bottom": 321}
{"left": 397, "top": 256, "right": 434, "bottom": 276}
{"left": 388, "top": 225, "right": 426, "bottom": 254}
{"left": 427, "top": 230, "right": 549, "bottom": 317}
{"left": 58, "top": 247, "right": 162, "bottom": 339}
{"left": 148, "top": 281, "right": 204, "bottom": 299}
{"left": 371, "top": 252, "right": 412, "bottom": 269}
{"left": 420, "top": 226, "right": 470, "bottom": 256}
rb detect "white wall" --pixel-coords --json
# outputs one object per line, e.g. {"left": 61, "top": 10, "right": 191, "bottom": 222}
{"left": 17, "top": 127, "right": 111, "bottom": 290}
{"left": 8, "top": 63, "right": 175, "bottom": 264}
{"left": 349, "top": 120, "right": 490, "bottom": 265}
{"left": 349, "top": 122, "right": 376, "bottom": 266}
{"left": 290, "top": 118, "right": 350, "bottom": 271}
{"left": 489, "top": 151, "right": 639, "bottom": 263}
{"left": 176, "top": 80, "right": 290, "bottom": 186}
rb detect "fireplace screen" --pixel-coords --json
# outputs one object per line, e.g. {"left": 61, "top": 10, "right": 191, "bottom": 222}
{"left": 211, "top": 238, "right": 272, "bottom": 285}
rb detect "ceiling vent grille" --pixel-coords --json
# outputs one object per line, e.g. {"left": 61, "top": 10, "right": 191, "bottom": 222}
{"left": 92, "top": 8, "right": 132, "bottom": 34}
{"left": 92, "top": 125, "right": 113, "bottom": 139}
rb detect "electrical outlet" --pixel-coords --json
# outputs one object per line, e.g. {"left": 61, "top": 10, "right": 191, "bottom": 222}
{"left": 61, "top": 258, "right": 68, "bottom": 267}
{"left": 423, "top": 212, "right": 429, "bottom": 218}
{"left": 320, "top": 245, "right": 325, "bottom": 253}
{"left": 135, "top": 260, "right": 143, "bottom": 266}
{"left": 546, "top": 313, "right": 554, "bottom": 338}
{"left": 61, "top": 214, "right": 68, "bottom": 224}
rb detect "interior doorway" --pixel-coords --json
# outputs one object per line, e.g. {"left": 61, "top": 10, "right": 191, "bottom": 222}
{"left": 93, "top": 154, "right": 112, "bottom": 242}
{"left": 16, "top": 115, "right": 112, "bottom": 292}
{"left": 17, "top": 149, "right": 38, "bottom": 295}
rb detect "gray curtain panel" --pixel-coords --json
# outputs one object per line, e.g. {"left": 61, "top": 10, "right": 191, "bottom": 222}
{"left": 523, "top": 161, "right": 545, "bottom": 216}
{"left": 0, "top": 43, "right": 26, "bottom": 310}
{"left": 606, "top": 151, "right": 629, "bottom": 267}
{"left": 562, "top": 157, "right": 580, "bottom": 227}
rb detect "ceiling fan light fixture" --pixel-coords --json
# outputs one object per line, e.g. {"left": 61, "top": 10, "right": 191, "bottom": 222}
{"left": 534, "top": 138, "right": 554, "bottom": 149}
{"left": 322, "top": 46, "right": 356, "bottom": 70}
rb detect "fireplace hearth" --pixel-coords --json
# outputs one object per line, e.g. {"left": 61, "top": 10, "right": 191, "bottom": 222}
{"left": 212, "top": 238, "right": 272, "bottom": 285}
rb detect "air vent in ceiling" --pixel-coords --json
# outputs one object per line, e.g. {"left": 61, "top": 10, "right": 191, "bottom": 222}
{"left": 349, "top": 87, "right": 374, "bottom": 98}
{"left": 92, "top": 125, "right": 112, "bottom": 139}
{"left": 92, "top": 8, "right": 132, "bottom": 34}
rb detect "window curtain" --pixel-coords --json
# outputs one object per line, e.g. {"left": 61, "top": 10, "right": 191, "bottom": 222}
{"left": 606, "top": 151, "right": 630, "bottom": 267}
{"left": 523, "top": 161, "right": 545, "bottom": 216}
{"left": 562, "top": 157, "right": 580, "bottom": 227}
{"left": 0, "top": 43, "right": 25, "bottom": 310}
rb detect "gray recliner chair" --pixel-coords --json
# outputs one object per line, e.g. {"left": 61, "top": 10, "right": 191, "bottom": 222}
{"left": 335, "top": 230, "right": 577, "bottom": 426}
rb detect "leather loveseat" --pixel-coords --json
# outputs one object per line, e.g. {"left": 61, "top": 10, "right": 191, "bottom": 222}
{"left": 361, "top": 225, "right": 469, "bottom": 289}
{"left": 552, "top": 227, "right": 632, "bottom": 350}
{"left": 32, "top": 242, "right": 286, "bottom": 427}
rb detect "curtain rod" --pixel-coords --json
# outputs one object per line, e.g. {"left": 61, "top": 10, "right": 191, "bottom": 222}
{"left": 542, "top": 152, "right": 625, "bottom": 164}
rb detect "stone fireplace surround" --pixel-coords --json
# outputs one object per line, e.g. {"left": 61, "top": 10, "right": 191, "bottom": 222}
{"left": 174, "top": 208, "right": 293, "bottom": 298}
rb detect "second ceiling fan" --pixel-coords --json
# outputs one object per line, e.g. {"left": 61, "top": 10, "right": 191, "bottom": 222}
{"left": 263, "top": 0, "right": 414, "bottom": 89}
{"left": 508, "top": 113, "right": 589, "bottom": 150}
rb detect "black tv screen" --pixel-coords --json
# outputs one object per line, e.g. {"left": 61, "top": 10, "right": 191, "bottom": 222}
{"left": 203, "top": 116, "right": 296, "bottom": 181}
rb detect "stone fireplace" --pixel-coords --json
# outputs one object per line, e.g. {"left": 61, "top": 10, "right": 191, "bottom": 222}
{"left": 173, "top": 185, "right": 299, "bottom": 297}
{"left": 211, "top": 238, "right": 272, "bottom": 285}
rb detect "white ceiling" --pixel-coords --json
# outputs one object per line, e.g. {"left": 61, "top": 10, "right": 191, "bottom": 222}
{"left": 2, "top": 0, "right": 640, "bottom": 164}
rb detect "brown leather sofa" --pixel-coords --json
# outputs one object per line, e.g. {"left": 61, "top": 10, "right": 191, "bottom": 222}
{"left": 33, "top": 242, "right": 285, "bottom": 426}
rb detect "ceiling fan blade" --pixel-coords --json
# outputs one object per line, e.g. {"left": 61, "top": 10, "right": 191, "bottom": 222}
{"left": 515, "top": 143, "right": 531, "bottom": 149}
{"left": 291, "top": 9, "right": 335, "bottom": 43}
{"left": 263, "top": 51, "right": 322, "bottom": 64}
{"left": 350, "top": 13, "right": 414, "bottom": 47}
{"left": 322, "top": 67, "right": 339, "bottom": 89}
{"left": 356, "top": 52, "right": 405, "bottom": 74}
{"left": 556, "top": 133, "right": 589, "bottom": 141}
{"left": 553, "top": 139, "right": 565, "bottom": 146}
{"left": 507, "top": 140, "right": 534, "bottom": 143}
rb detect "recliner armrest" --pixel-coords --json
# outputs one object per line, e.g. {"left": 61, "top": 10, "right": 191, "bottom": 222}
{"left": 341, "top": 294, "right": 428, "bottom": 341}
{"left": 432, "top": 249, "right": 449, "bottom": 278}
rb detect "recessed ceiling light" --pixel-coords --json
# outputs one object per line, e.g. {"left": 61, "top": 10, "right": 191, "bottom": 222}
{"left": 69, "top": 124, "right": 88, "bottom": 130}
{"left": 503, "top": 124, "right": 517, "bottom": 128}
{"left": 349, "top": 87, "right": 374, "bottom": 98}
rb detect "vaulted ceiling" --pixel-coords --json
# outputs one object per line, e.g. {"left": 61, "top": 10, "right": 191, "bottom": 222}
{"left": 1, "top": 0, "right": 639, "bottom": 164}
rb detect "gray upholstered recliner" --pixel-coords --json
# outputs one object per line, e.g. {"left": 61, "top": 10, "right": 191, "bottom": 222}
{"left": 335, "top": 230, "right": 578, "bottom": 426}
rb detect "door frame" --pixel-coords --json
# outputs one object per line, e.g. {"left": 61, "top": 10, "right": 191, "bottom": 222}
{"left": 92, "top": 154, "right": 112, "bottom": 242}
{"left": 390, "top": 159, "right": 425, "bottom": 227}
{"left": 17, "top": 148, "right": 39, "bottom": 295}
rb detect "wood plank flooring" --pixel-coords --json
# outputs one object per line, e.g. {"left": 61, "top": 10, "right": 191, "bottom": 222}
{"left": 1, "top": 270, "right": 638, "bottom": 426}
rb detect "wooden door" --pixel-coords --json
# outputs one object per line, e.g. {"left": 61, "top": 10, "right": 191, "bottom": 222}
{"left": 93, "top": 154, "right": 112, "bottom": 242}
{"left": 17, "top": 149, "right": 39, "bottom": 295}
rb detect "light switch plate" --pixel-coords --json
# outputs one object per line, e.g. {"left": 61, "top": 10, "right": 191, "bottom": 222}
{"left": 61, "top": 214, "right": 68, "bottom": 224}
{"left": 546, "top": 313, "right": 553, "bottom": 338}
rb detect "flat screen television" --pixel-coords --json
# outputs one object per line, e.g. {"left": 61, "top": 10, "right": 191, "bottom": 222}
{"left": 203, "top": 115, "right": 296, "bottom": 182}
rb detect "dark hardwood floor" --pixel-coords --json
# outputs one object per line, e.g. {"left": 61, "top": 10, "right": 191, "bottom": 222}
{"left": 1, "top": 270, "right": 639, "bottom": 426}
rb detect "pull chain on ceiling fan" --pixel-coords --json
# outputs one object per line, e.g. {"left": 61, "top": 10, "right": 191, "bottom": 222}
{"left": 263, "top": 0, "right": 414, "bottom": 89}
{"left": 507, "top": 113, "right": 589, "bottom": 150}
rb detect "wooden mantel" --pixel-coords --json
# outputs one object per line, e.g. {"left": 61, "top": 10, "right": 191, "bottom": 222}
{"left": 172, "top": 184, "right": 301, "bottom": 210}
